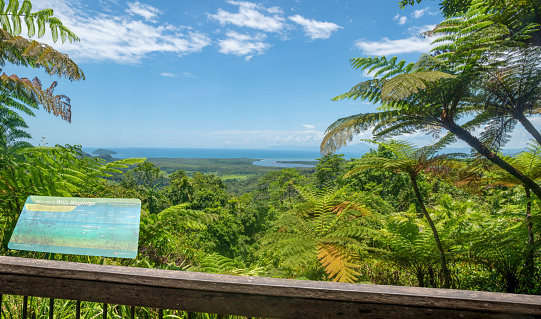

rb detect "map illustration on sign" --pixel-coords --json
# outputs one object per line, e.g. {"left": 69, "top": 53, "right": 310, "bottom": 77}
{"left": 8, "top": 196, "right": 141, "bottom": 258}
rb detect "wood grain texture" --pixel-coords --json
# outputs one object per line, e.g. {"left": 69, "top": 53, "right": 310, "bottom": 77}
{"left": 0, "top": 256, "right": 540, "bottom": 318}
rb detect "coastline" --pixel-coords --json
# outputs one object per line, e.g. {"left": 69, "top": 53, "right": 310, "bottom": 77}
{"left": 83, "top": 147, "right": 366, "bottom": 168}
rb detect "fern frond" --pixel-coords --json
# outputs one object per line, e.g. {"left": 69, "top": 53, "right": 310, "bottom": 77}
{"left": 321, "top": 110, "right": 406, "bottom": 154}
{"left": 381, "top": 72, "right": 455, "bottom": 101}
{"left": 0, "top": 0, "right": 78, "bottom": 43}
{"left": 317, "top": 243, "right": 360, "bottom": 283}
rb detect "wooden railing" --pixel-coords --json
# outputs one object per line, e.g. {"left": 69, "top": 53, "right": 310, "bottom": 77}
{"left": 1, "top": 256, "right": 541, "bottom": 318}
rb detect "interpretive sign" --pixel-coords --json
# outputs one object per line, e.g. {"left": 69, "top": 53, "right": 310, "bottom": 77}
{"left": 8, "top": 196, "right": 141, "bottom": 258}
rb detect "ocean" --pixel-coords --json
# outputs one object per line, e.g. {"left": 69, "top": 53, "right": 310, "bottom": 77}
{"left": 82, "top": 147, "right": 367, "bottom": 168}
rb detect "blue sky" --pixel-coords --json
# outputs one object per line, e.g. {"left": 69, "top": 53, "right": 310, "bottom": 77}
{"left": 10, "top": 0, "right": 535, "bottom": 150}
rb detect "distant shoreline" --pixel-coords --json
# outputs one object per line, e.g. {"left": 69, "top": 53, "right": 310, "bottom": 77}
{"left": 148, "top": 158, "right": 316, "bottom": 169}
{"left": 84, "top": 146, "right": 525, "bottom": 164}
{"left": 83, "top": 147, "right": 331, "bottom": 160}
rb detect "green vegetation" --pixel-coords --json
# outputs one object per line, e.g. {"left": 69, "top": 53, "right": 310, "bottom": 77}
{"left": 1, "top": 0, "right": 541, "bottom": 317}
{"left": 147, "top": 157, "right": 284, "bottom": 176}
{"left": 220, "top": 174, "right": 250, "bottom": 180}
{"left": 276, "top": 160, "right": 318, "bottom": 165}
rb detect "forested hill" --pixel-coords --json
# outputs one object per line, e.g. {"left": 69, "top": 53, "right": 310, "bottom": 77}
{"left": 92, "top": 149, "right": 118, "bottom": 155}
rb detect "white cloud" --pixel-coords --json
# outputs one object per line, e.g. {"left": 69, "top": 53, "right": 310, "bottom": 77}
{"left": 34, "top": 1, "right": 211, "bottom": 63}
{"left": 208, "top": 1, "right": 285, "bottom": 33}
{"left": 205, "top": 129, "right": 325, "bottom": 146}
{"left": 412, "top": 8, "right": 438, "bottom": 19}
{"left": 159, "top": 71, "right": 196, "bottom": 78}
{"left": 354, "top": 25, "right": 437, "bottom": 55}
{"left": 271, "top": 131, "right": 325, "bottom": 144}
{"left": 393, "top": 14, "right": 407, "bottom": 25}
{"left": 354, "top": 36, "right": 433, "bottom": 55}
{"left": 302, "top": 124, "right": 315, "bottom": 129}
{"left": 217, "top": 31, "right": 271, "bottom": 60}
{"left": 412, "top": 9, "right": 426, "bottom": 19}
{"left": 267, "top": 6, "right": 283, "bottom": 14}
{"left": 288, "top": 15, "right": 342, "bottom": 40}
{"left": 408, "top": 24, "right": 436, "bottom": 35}
{"left": 126, "top": 2, "right": 160, "bottom": 22}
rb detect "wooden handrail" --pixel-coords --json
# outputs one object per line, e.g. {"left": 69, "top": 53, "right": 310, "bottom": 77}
{"left": 0, "top": 256, "right": 540, "bottom": 318}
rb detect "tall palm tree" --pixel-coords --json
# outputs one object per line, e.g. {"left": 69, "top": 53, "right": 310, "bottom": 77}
{"left": 343, "top": 139, "right": 458, "bottom": 288}
{"left": 260, "top": 185, "right": 374, "bottom": 283}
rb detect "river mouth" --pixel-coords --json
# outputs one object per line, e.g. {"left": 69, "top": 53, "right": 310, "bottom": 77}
{"left": 253, "top": 159, "right": 316, "bottom": 168}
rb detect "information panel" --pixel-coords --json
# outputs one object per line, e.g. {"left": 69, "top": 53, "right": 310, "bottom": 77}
{"left": 8, "top": 196, "right": 141, "bottom": 258}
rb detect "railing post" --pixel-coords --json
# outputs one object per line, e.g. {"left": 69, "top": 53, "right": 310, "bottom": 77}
{"left": 187, "top": 312, "right": 194, "bottom": 319}
{"left": 159, "top": 309, "right": 163, "bottom": 319}
{"left": 103, "top": 303, "right": 108, "bottom": 319}
{"left": 49, "top": 298, "right": 54, "bottom": 319}
{"left": 130, "top": 305, "right": 135, "bottom": 319}
{"left": 22, "top": 296, "right": 28, "bottom": 319}
{"left": 76, "top": 300, "right": 81, "bottom": 319}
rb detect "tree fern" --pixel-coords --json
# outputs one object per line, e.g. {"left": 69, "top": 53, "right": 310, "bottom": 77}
{"left": 474, "top": 47, "right": 541, "bottom": 146}
{"left": 325, "top": 47, "right": 541, "bottom": 201}
{"left": 429, "top": 0, "right": 541, "bottom": 69}
{"left": 260, "top": 185, "right": 373, "bottom": 283}
{"left": 136, "top": 202, "right": 218, "bottom": 268}
{"left": 465, "top": 208, "right": 535, "bottom": 293}
{"left": 343, "top": 139, "right": 464, "bottom": 287}
{"left": 379, "top": 209, "right": 440, "bottom": 287}
{"left": 0, "top": 0, "right": 84, "bottom": 137}
{"left": 486, "top": 140, "right": 541, "bottom": 292}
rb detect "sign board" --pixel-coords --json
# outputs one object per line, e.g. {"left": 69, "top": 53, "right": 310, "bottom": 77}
{"left": 8, "top": 196, "right": 141, "bottom": 258}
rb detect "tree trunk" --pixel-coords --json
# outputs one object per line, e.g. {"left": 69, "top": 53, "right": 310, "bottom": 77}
{"left": 409, "top": 172, "right": 452, "bottom": 288}
{"left": 515, "top": 112, "right": 541, "bottom": 147}
{"left": 447, "top": 121, "right": 541, "bottom": 200}
{"left": 524, "top": 186, "right": 535, "bottom": 293}
{"left": 416, "top": 268, "right": 426, "bottom": 287}
{"left": 506, "top": 273, "right": 519, "bottom": 293}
